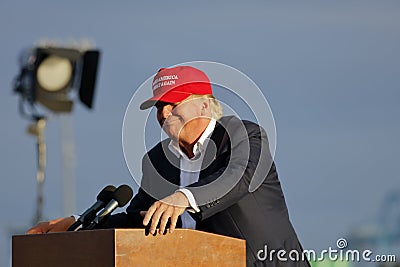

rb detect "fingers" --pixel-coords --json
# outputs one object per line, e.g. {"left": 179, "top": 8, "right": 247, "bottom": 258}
{"left": 143, "top": 202, "right": 162, "bottom": 235}
{"left": 26, "top": 222, "right": 48, "bottom": 234}
{"left": 142, "top": 202, "right": 184, "bottom": 235}
{"left": 51, "top": 216, "right": 75, "bottom": 232}
{"left": 169, "top": 212, "right": 180, "bottom": 233}
{"left": 158, "top": 208, "right": 172, "bottom": 234}
{"left": 149, "top": 205, "right": 165, "bottom": 234}
{"left": 25, "top": 217, "right": 75, "bottom": 234}
{"left": 143, "top": 202, "right": 159, "bottom": 226}
{"left": 145, "top": 207, "right": 185, "bottom": 235}
{"left": 142, "top": 192, "right": 190, "bottom": 235}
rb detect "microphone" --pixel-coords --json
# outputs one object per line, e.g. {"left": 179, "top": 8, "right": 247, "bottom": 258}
{"left": 67, "top": 185, "right": 116, "bottom": 231}
{"left": 83, "top": 184, "right": 133, "bottom": 230}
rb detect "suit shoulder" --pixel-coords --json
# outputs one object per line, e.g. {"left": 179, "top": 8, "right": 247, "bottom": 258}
{"left": 219, "top": 116, "right": 265, "bottom": 135}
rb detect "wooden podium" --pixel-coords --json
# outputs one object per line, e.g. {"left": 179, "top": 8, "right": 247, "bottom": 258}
{"left": 12, "top": 229, "right": 246, "bottom": 267}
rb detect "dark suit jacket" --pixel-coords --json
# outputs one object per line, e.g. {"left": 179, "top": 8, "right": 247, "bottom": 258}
{"left": 102, "top": 116, "right": 310, "bottom": 267}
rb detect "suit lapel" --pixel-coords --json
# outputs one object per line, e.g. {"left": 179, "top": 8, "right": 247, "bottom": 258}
{"left": 159, "top": 139, "right": 181, "bottom": 185}
{"left": 199, "top": 119, "right": 229, "bottom": 180}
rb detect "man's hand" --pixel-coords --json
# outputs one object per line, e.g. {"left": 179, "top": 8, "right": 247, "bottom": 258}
{"left": 26, "top": 216, "right": 75, "bottom": 234}
{"left": 143, "top": 192, "right": 189, "bottom": 235}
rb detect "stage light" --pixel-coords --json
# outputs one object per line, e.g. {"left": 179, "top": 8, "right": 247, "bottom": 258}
{"left": 14, "top": 45, "right": 100, "bottom": 116}
{"left": 12, "top": 43, "right": 101, "bottom": 222}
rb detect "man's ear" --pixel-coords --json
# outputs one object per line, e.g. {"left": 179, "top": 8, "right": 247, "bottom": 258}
{"left": 200, "top": 98, "right": 211, "bottom": 115}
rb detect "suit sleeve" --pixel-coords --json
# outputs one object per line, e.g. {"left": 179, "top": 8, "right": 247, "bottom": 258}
{"left": 188, "top": 119, "right": 273, "bottom": 220}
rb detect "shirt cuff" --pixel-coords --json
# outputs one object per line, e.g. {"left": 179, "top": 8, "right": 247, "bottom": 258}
{"left": 71, "top": 215, "right": 82, "bottom": 231}
{"left": 176, "top": 188, "right": 200, "bottom": 213}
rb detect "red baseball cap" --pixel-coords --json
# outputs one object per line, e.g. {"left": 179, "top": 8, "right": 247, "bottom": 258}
{"left": 140, "top": 66, "right": 213, "bottom": 110}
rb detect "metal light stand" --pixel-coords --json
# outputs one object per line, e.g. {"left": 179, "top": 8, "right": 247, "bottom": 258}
{"left": 27, "top": 117, "right": 47, "bottom": 224}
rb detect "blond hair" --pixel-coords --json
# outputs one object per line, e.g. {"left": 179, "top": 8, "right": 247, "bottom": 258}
{"left": 188, "top": 94, "right": 223, "bottom": 120}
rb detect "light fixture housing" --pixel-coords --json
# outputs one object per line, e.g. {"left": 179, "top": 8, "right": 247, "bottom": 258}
{"left": 14, "top": 46, "right": 100, "bottom": 113}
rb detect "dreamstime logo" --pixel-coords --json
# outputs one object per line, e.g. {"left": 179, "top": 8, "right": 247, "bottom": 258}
{"left": 257, "top": 238, "right": 397, "bottom": 263}
{"left": 336, "top": 238, "right": 347, "bottom": 249}
{"left": 122, "top": 61, "right": 277, "bottom": 202}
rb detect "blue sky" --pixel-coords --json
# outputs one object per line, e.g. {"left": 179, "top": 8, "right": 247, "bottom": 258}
{"left": 1, "top": 1, "right": 399, "bottom": 266}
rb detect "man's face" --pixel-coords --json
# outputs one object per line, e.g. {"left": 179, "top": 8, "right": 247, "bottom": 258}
{"left": 156, "top": 97, "right": 209, "bottom": 144}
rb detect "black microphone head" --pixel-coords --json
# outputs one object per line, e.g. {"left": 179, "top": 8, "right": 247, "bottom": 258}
{"left": 97, "top": 185, "right": 117, "bottom": 202}
{"left": 113, "top": 184, "right": 133, "bottom": 207}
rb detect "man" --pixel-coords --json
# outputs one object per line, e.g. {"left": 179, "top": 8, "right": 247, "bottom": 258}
{"left": 27, "top": 66, "right": 310, "bottom": 266}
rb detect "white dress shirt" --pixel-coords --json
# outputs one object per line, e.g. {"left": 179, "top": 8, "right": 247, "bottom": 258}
{"left": 167, "top": 119, "right": 216, "bottom": 229}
